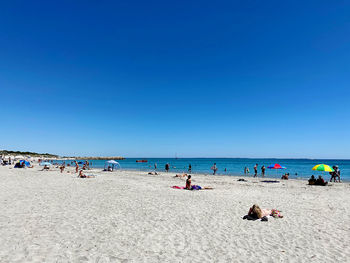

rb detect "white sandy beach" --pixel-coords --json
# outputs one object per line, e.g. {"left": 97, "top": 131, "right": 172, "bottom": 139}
{"left": 0, "top": 165, "right": 349, "bottom": 262}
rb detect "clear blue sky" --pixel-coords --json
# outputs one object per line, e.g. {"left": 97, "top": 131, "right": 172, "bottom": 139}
{"left": 1, "top": 1, "right": 349, "bottom": 158}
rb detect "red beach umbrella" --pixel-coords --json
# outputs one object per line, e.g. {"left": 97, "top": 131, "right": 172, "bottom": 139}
{"left": 267, "top": 164, "right": 286, "bottom": 169}
{"left": 267, "top": 163, "right": 286, "bottom": 177}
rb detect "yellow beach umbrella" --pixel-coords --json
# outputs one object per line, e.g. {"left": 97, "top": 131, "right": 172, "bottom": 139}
{"left": 312, "top": 164, "right": 334, "bottom": 172}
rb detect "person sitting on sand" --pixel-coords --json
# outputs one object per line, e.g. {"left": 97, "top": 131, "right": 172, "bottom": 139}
{"left": 78, "top": 170, "right": 94, "bottom": 178}
{"left": 246, "top": 204, "right": 283, "bottom": 219}
{"left": 308, "top": 175, "right": 316, "bottom": 185}
{"left": 281, "top": 173, "right": 289, "bottom": 180}
{"left": 316, "top": 175, "right": 328, "bottom": 186}
{"left": 185, "top": 175, "right": 192, "bottom": 190}
{"left": 42, "top": 165, "right": 50, "bottom": 171}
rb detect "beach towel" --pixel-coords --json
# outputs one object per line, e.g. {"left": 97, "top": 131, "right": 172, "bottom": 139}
{"left": 171, "top": 185, "right": 205, "bottom": 190}
{"left": 191, "top": 185, "right": 202, "bottom": 190}
{"left": 172, "top": 186, "right": 185, "bottom": 189}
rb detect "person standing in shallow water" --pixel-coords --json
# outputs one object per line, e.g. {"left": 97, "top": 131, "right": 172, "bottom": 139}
{"left": 261, "top": 165, "right": 266, "bottom": 177}
{"left": 254, "top": 164, "right": 258, "bottom": 177}
{"left": 188, "top": 164, "right": 192, "bottom": 173}
{"left": 154, "top": 163, "right": 157, "bottom": 170}
{"left": 165, "top": 163, "right": 170, "bottom": 172}
{"left": 211, "top": 163, "right": 218, "bottom": 175}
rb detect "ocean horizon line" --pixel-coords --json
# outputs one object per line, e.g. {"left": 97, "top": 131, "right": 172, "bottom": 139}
{"left": 87, "top": 157, "right": 350, "bottom": 161}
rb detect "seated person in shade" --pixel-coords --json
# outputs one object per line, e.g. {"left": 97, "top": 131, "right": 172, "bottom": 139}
{"left": 316, "top": 175, "right": 328, "bottom": 186}
{"left": 281, "top": 173, "right": 289, "bottom": 180}
{"left": 308, "top": 175, "right": 316, "bottom": 185}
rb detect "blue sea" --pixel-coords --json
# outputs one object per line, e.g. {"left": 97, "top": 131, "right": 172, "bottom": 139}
{"left": 62, "top": 158, "right": 350, "bottom": 181}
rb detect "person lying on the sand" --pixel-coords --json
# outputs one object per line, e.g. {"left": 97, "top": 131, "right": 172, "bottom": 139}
{"left": 245, "top": 204, "right": 283, "bottom": 220}
{"left": 148, "top": 172, "right": 159, "bottom": 175}
{"left": 175, "top": 173, "right": 188, "bottom": 178}
{"left": 78, "top": 170, "right": 94, "bottom": 178}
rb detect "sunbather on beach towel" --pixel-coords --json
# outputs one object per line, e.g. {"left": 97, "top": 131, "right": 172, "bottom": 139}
{"left": 171, "top": 185, "right": 213, "bottom": 190}
{"left": 171, "top": 175, "right": 212, "bottom": 190}
{"left": 244, "top": 204, "right": 283, "bottom": 220}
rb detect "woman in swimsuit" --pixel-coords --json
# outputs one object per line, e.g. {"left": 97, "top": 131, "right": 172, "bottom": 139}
{"left": 248, "top": 204, "right": 283, "bottom": 219}
{"left": 185, "top": 175, "right": 192, "bottom": 190}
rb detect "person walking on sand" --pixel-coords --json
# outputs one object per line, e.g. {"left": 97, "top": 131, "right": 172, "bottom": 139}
{"left": 254, "top": 164, "right": 258, "bottom": 177}
{"left": 335, "top": 166, "right": 341, "bottom": 182}
{"left": 211, "top": 163, "right": 218, "bottom": 175}
{"left": 188, "top": 164, "right": 192, "bottom": 173}
{"left": 261, "top": 165, "right": 266, "bottom": 177}
{"left": 330, "top": 165, "right": 341, "bottom": 182}
{"left": 165, "top": 163, "right": 170, "bottom": 172}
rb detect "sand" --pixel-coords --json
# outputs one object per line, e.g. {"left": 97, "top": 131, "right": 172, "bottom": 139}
{"left": 0, "top": 165, "right": 349, "bottom": 262}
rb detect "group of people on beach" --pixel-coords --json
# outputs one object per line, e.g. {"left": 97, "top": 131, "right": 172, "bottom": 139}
{"left": 308, "top": 175, "right": 328, "bottom": 186}
{"left": 243, "top": 164, "right": 266, "bottom": 177}
{"left": 154, "top": 161, "right": 343, "bottom": 182}
{"left": 329, "top": 165, "right": 341, "bottom": 182}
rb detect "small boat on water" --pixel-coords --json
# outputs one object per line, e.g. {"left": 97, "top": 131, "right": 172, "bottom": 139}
{"left": 136, "top": 160, "right": 148, "bottom": 163}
